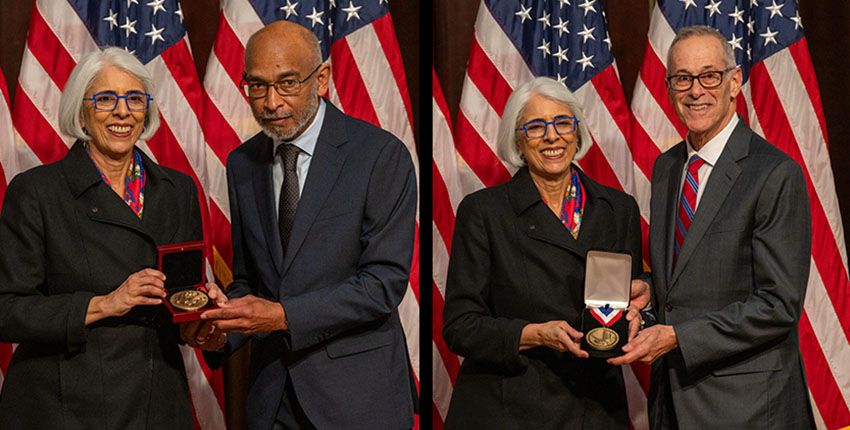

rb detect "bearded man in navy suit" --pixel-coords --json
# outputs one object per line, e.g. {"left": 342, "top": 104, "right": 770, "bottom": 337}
{"left": 197, "top": 20, "right": 417, "bottom": 430}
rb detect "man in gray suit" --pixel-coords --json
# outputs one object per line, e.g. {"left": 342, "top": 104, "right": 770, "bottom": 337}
{"left": 610, "top": 25, "right": 815, "bottom": 429}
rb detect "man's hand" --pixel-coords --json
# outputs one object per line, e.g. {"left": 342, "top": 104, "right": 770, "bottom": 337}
{"left": 204, "top": 282, "right": 228, "bottom": 306}
{"left": 180, "top": 320, "right": 227, "bottom": 351}
{"left": 178, "top": 282, "right": 229, "bottom": 350}
{"left": 625, "top": 304, "right": 643, "bottom": 342}
{"left": 200, "top": 294, "right": 288, "bottom": 335}
{"left": 607, "top": 324, "right": 678, "bottom": 366}
{"left": 630, "top": 279, "right": 651, "bottom": 311}
{"left": 623, "top": 279, "right": 651, "bottom": 343}
{"left": 520, "top": 321, "right": 589, "bottom": 358}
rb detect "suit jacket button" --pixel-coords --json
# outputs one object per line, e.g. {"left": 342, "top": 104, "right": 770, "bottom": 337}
{"left": 91, "top": 207, "right": 99, "bottom": 213}
{"left": 665, "top": 303, "right": 673, "bottom": 312}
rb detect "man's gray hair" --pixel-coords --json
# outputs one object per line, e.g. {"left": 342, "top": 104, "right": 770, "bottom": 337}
{"left": 667, "top": 25, "right": 737, "bottom": 71}
{"left": 496, "top": 76, "right": 593, "bottom": 169}
{"left": 58, "top": 47, "right": 160, "bottom": 141}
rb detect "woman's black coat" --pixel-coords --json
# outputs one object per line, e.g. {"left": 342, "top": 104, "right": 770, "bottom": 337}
{"left": 443, "top": 165, "right": 642, "bottom": 429}
{"left": 0, "top": 141, "right": 202, "bottom": 429}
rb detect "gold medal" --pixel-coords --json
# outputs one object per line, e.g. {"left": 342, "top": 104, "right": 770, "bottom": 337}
{"left": 169, "top": 289, "right": 209, "bottom": 311}
{"left": 586, "top": 327, "right": 620, "bottom": 351}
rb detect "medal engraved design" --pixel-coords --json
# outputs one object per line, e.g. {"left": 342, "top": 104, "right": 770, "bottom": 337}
{"left": 169, "top": 289, "right": 209, "bottom": 311}
{"left": 586, "top": 327, "right": 620, "bottom": 351}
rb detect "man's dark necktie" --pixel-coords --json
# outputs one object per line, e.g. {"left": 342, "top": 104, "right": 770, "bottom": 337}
{"left": 278, "top": 144, "right": 300, "bottom": 255}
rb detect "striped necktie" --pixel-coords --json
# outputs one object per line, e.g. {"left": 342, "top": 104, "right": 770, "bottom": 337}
{"left": 674, "top": 154, "right": 705, "bottom": 267}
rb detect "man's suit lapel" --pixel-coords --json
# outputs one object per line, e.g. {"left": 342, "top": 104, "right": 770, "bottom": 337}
{"left": 670, "top": 121, "right": 747, "bottom": 287}
{"left": 655, "top": 144, "right": 686, "bottom": 283}
{"left": 282, "top": 104, "right": 347, "bottom": 276}
{"left": 247, "top": 136, "right": 285, "bottom": 276}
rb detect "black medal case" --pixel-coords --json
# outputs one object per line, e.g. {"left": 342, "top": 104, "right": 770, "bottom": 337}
{"left": 580, "top": 250, "right": 632, "bottom": 358}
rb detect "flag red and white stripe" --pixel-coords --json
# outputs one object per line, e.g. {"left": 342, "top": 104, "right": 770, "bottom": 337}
{"left": 434, "top": 1, "right": 650, "bottom": 428}
{"left": 630, "top": 2, "right": 850, "bottom": 429}
{"left": 202, "top": 2, "right": 420, "bottom": 427}
{"left": 10, "top": 1, "right": 225, "bottom": 428}
{"left": 0, "top": 65, "right": 22, "bottom": 391}
{"left": 0, "top": 67, "right": 21, "bottom": 211}
{"left": 432, "top": 67, "right": 463, "bottom": 425}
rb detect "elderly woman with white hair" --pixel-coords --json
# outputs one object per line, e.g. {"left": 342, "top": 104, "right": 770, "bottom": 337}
{"left": 442, "top": 76, "right": 646, "bottom": 429}
{"left": 0, "top": 47, "right": 223, "bottom": 429}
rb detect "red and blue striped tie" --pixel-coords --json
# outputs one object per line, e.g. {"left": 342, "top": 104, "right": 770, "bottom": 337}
{"left": 674, "top": 155, "right": 705, "bottom": 267}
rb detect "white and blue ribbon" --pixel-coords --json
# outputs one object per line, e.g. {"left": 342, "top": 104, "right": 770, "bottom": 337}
{"left": 591, "top": 306, "right": 623, "bottom": 327}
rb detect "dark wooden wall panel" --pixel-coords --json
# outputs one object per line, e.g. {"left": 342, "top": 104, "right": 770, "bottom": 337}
{"left": 798, "top": 0, "right": 850, "bottom": 248}
{"left": 0, "top": 0, "right": 35, "bottom": 93}
{"left": 432, "top": 0, "right": 478, "bottom": 126}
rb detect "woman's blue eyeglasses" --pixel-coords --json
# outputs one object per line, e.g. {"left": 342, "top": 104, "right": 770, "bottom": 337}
{"left": 516, "top": 116, "right": 579, "bottom": 139}
{"left": 83, "top": 92, "right": 152, "bottom": 111}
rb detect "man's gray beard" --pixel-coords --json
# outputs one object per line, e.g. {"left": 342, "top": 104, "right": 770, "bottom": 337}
{"left": 257, "top": 94, "right": 319, "bottom": 141}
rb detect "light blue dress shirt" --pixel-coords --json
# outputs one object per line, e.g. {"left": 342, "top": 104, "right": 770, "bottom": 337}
{"left": 272, "top": 99, "right": 327, "bottom": 216}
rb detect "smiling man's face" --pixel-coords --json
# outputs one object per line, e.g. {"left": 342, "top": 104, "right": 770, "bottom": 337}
{"left": 667, "top": 34, "right": 742, "bottom": 149}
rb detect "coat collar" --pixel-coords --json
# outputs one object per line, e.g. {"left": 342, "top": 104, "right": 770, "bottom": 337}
{"left": 61, "top": 140, "right": 180, "bottom": 244}
{"left": 507, "top": 165, "right": 620, "bottom": 259}
{"left": 245, "top": 132, "right": 280, "bottom": 273}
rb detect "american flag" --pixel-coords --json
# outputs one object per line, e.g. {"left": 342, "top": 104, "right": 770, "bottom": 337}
{"left": 201, "top": 0, "right": 421, "bottom": 427}
{"left": 0, "top": 68, "right": 20, "bottom": 213}
{"left": 7, "top": 1, "right": 225, "bottom": 428}
{"left": 0, "top": 66, "right": 20, "bottom": 391}
{"left": 630, "top": 0, "right": 850, "bottom": 428}
{"left": 432, "top": 66, "right": 462, "bottom": 424}
{"left": 434, "top": 0, "right": 651, "bottom": 428}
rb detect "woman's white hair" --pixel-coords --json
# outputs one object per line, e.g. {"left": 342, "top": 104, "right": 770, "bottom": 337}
{"left": 496, "top": 76, "right": 593, "bottom": 168}
{"left": 58, "top": 47, "right": 160, "bottom": 141}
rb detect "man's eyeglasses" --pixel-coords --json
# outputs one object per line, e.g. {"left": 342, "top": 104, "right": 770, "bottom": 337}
{"left": 666, "top": 67, "right": 736, "bottom": 92}
{"left": 84, "top": 92, "right": 152, "bottom": 111}
{"left": 516, "top": 116, "right": 579, "bottom": 139}
{"left": 241, "top": 64, "right": 322, "bottom": 99}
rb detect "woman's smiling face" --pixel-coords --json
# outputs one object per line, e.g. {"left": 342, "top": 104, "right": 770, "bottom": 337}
{"left": 516, "top": 94, "right": 579, "bottom": 182}
{"left": 81, "top": 65, "right": 148, "bottom": 160}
